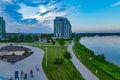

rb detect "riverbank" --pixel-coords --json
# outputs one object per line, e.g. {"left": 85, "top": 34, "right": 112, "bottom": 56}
{"left": 73, "top": 40, "right": 120, "bottom": 80}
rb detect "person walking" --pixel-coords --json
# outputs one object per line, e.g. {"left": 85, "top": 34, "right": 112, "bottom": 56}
{"left": 20, "top": 71, "right": 24, "bottom": 78}
{"left": 30, "top": 69, "right": 33, "bottom": 77}
{"left": 35, "top": 65, "right": 40, "bottom": 71}
{"left": 24, "top": 73, "right": 27, "bottom": 80}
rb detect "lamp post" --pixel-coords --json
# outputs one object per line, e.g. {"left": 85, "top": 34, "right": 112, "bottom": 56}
{"left": 39, "top": 41, "right": 40, "bottom": 47}
{"left": 46, "top": 47, "right": 47, "bottom": 67}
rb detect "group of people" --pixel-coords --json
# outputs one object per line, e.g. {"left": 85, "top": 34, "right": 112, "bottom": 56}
{"left": 20, "top": 69, "right": 33, "bottom": 80}
{"left": 9, "top": 65, "right": 40, "bottom": 80}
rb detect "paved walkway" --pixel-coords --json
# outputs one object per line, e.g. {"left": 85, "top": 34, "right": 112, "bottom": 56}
{"left": 68, "top": 41, "right": 99, "bottom": 80}
{"left": 0, "top": 44, "right": 48, "bottom": 80}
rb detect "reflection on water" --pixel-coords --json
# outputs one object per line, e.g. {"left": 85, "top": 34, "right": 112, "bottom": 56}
{"left": 80, "top": 36, "right": 120, "bottom": 66}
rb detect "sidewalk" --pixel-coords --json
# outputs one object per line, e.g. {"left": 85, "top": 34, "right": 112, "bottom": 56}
{"left": 0, "top": 45, "right": 48, "bottom": 80}
{"left": 68, "top": 41, "right": 99, "bottom": 80}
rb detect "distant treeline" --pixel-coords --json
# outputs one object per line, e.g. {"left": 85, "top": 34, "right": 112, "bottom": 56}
{"left": 72, "top": 33, "right": 120, "bottom": 39}
{"left": 0, "top": 33, "right": 54, "bottom": 42}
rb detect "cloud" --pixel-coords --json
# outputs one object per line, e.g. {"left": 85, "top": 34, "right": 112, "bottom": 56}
{"left": 111, "top": 2, "right": 120, "bottom": 7}
{"left": 18, "top": 2, "right": 67, "bottom": 29}
{"left": 3, "top": 0, "right": 12, "bottom": 3}
{"left": 18, "top": 3, "right": 39, "bottom": 19}
{"left": 14, "top": 0, "right": 63, "bottom": 7}
{"left": 0, "top": 0, "right": 79, "bottom": 33}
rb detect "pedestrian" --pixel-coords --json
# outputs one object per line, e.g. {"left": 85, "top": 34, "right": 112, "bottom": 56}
{"left": 30, "top": 69, "right": 33, "bottom": 77}
{"left": 35, "top": 65, "right": 40, "bottom": 71}
{"left": 9, "top": 77, "right": 13, "bottom": 80}
{"left": 24, "top": 73, "right": 27, "bottom": 80}
{"left": 20, "top": 71, "right": 24, "bottom": 78}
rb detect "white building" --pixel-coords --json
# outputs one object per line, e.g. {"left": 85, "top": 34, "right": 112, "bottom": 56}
{"left": 54, "top": 17, "right": 72, "bottom": 39}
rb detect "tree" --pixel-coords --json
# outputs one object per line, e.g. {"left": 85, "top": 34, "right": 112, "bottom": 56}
{"left": 96, "top": 54, "right": 106, "bottom": 62}
{"left": 19, "top": 34, "right": 24, "bottom": 42}
{"left": 53, "top": 58, "right": 64, "bottom": 66}
{"left": 33, "top": 35, "right": 39, "bottom": 41}
{"left": 12, "top": 53, "right": 16, "bottom": 56}
{"left": 22, "top": 50, "right": 28, "bottom": 56}
{"left": 51, "top": 39, "right": 56, "bottom": 45}
{"left": 47, "top": 38, "right": 50, "bottom": 43}
{"left": 64, "top": 51, "right": 72, "bottom": 59}
{"left": 25, "top": 34, "right": 33, "bottom": 42}
{"left": 12, "top": 34, "right": 18, "bottom": 42}
{"left": 57, "top": 38, "right": 65, "bottom": 46}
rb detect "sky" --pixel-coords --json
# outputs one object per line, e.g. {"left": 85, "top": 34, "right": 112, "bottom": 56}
{"left": 0, "top": 0, "right": 120, "bottom": 33}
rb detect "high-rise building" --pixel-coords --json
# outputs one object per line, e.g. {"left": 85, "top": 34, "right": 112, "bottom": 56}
{"left": 54, "top": 17, "right": 72, "bottom": 39}
{"left": 0, "top": 17, "right": 6, "bottom": 39}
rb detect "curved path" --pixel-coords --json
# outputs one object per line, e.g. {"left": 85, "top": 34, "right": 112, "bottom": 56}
{"left": 0, "top": 44, "right": 48, "bottom": 80}
{"left": 68, "top": 41, "right": 99, "bottom": 80}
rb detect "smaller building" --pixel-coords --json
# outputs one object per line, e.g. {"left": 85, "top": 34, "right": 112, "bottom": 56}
{"left": 0, "top": 17, "right": 6, "bottom": 40}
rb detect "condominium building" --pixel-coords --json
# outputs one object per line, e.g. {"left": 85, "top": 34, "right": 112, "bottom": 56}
{"left": 54, "top": 17, "right": 72, "bottom": 39}
{"left": 0, "top": 17, "right": 6, "bottom": 39}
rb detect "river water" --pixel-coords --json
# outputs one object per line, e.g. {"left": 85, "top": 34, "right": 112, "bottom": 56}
{"left": 80, "top": 36, "right": 120, "bottom": 66}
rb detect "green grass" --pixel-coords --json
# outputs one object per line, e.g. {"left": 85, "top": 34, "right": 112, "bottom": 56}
{"left": 20, "top": 41, "right": 84, "bottom": 80}
{"left": 20, "top": 40, "right": 71, "bottom": 46}
{"left": 40, "top": 46, "right": 84, "bottom": 80}
{"left": 73, "top": 40, "right": 120, "bottom": 80}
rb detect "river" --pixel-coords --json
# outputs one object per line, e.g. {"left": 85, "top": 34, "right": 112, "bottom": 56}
{"left": 80, "top": 36, "right": 120, "bottom": 66}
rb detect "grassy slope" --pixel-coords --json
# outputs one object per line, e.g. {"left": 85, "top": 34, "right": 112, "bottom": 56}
{"left": 73, "top": 41, "right": 120, "bottom": 80}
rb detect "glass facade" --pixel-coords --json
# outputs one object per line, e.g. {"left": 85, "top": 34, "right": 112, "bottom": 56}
{"left": 54, "top": 17, "right": 72, "bottom": 39}
{"left": 0, "top": 17, "right": 6, "bottom": 40}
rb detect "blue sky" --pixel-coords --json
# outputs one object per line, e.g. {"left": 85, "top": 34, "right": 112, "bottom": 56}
{"left": 0, "top": 0, "right": 120, "bottom": 33}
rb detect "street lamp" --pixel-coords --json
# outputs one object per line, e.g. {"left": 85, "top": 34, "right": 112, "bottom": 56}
{"left": 39, "top": 41, "right": 40, "bottom": 47}
{"left": 46, "top": 47, "right": 47, "bottom": 67}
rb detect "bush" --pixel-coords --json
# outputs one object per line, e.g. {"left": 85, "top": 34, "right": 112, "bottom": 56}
{"left": 20, "top": 46, "right": 23, "bottom": 48}
{"left": 53, "top": 58, "right": 64, "bottom": 66}
{"left": 10, "top": 44, "right": 13, "bottom": 46}
{"left": 12, "top": 53, "right": 15, "bottom": 56}
{"left": 64, "top": 51, "right": 71, "bottom": 59}
{"left": 22, "top": 50, "right": 28, "bottom": 56}
{"left": 96, "top": 54, "right": 106, "bottom": 62}
{"left": 51, "top": 40, "right": 56, "bottom": 45}
{"left": 57, "top": 38, "right": 65, "bottom": 46}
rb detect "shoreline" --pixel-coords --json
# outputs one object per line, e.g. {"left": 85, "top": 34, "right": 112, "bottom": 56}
{"left": 80, "top": 42, "right": 120, "bottom": 67}
{"left": 73, "top": 40, "right": 120, "bottom": 80}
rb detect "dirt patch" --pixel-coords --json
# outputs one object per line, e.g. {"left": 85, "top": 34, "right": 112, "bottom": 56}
{"left": 0, "top": 44, "right": 33, "bottom": 63}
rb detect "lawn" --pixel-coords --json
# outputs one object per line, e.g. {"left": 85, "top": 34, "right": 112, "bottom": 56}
{"left": 20, "top": 40, "right": 71, "bottom": 46}
{"left": 73, "top": 40, "right": 120, "bottom": 80}
{"left": 20, "top": 41, "right": 84, "bottom": 80}
{"left": 40, "top": 46, "right": 84, "bottom": 80}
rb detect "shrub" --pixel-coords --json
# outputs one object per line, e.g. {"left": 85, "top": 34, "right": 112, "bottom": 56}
{"left": 53, "top": 58, "right": 64, "bottom": 66}
{"left": 64, "top": 51, "right": 72, "bottom": 59}
{"left": 51, "top": 40, "right": 56, "bottom": 45}
{"left": 96, "top": 54, "right": 106, "bottom": 62}
{"left": 22, "top": 50, "right": 28, "bottom": 56}
{"left": 12, "top": 53, "right": 15, "bottom": 56}
{"left": 57, "top": 38, "right": 65, "bottom": 46}
{"left": 10, "top": 44, "right": 13, "bottom": 46}
{"left": 20, "top": 46, "right": 23, "bottom": 48}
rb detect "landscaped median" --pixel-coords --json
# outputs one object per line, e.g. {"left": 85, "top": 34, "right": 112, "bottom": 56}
{"left": 73, "top": 40, "right": 120, "bottom": 80}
